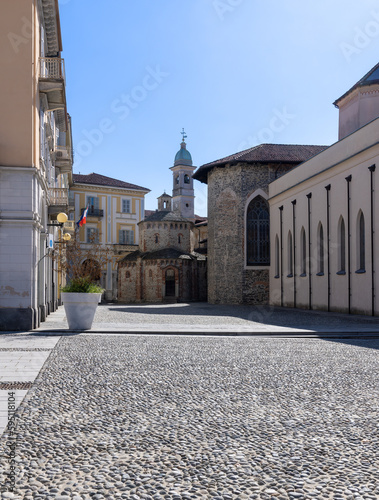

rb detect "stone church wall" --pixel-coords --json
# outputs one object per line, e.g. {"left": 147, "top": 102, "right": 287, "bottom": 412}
{"left": 207, "top": 162, "right": 293, "bottom": 304}
{"left": 140, "top": 222, "right": 192, "bottom": 253}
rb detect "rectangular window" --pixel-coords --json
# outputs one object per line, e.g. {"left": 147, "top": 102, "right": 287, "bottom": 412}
{"left": 122, "top": 199, "right": 131, "bottom": 213}
{"left": 119, "top": 229, "right": 134, "bottom": 244}
{"left": 86, "top": 227, "right": 99, "bottom": 243}
{"left": 87, "top": 196, "right": 99, "bottom": 210}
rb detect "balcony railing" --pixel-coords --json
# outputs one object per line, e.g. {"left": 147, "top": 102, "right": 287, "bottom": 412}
{"left": 50, "top": 188, "right": 68, "bottom": 206}
{"left": 39, "top": 57, "right": 65, "bottom": 82}
{"left": 82, "top": 207, "right": 104, "bottom": 217}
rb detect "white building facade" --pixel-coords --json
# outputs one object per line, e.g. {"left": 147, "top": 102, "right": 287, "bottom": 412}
{"left": 269, "top": 63, "right": 379, "bottom": 316}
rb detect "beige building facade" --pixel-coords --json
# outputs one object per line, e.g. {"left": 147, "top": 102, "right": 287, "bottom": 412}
{"left": 269, "top": 63, "right": 379, "bottom": 316}
{"left": 0, "top": 0, "right": 73, "bottom": 330}
{"left": 70, "top": 173, "right": 150, "bottom": 300}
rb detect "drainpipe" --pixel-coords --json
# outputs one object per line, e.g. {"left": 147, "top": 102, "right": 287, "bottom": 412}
{"left": 291, "top": 200, "right": 296, "bottom": 308}
{"left": 325, "top": 185, "right": 331, "bottom": 312}
{"left": 368, "top": 165, "right": 376, "bottom": 316}
{"left": 279, "top": 206, "right": 284, "bottom": 307}
{"left": 346, "top": 175, "right": 352, "bottom": 314}
{"left": 306, "top": 193, "right": 312, "bottom": 310}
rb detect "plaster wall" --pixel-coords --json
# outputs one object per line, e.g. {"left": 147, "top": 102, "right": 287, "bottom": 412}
{"left": 269, "top": 122, "right": 379, "bottom": 315}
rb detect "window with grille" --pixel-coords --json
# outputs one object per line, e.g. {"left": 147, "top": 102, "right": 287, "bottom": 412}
{"left": 246, "top": 196, "right": 270, "bottom": 266}
{"left": 119, "top": 229, "right": 134, "bottom": 245}
{"left": 122, "top": 199, "right": 131, "bottom": 213}
{"left": 86, "top": 227, "right": 99, "bottom": 243}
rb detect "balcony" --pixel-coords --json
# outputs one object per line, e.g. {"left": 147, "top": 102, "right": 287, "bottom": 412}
{"left": 39, "top": 57, "right": 67, "bottom": 131}
{"left": 82, "top": 207, "right": 104, "bottom": 218}
{"left": 55, "top": 145, "right": 73, "bottom": 174}
{"left": 48, "top": 187, "right": 69, "bottom": 215}
{"left": 39, "top": 57, "right": 65, "bottom": 83}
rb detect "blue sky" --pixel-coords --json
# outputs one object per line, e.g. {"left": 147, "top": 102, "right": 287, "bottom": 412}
{"left": 59, "top": 0, "right": 379, "bottom": 215}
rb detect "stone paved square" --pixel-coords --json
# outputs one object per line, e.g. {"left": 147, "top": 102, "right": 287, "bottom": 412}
{"left": 0, "top": 335, "right": 378, "bottom": 499}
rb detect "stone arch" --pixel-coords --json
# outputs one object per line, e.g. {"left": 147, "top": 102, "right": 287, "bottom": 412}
{"left": 164, "top": 266, "right": 178, "bottom": 297}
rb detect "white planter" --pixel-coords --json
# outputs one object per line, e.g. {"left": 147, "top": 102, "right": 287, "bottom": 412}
{"left": 61, "top": 292, "right": 101, "bottom": 330}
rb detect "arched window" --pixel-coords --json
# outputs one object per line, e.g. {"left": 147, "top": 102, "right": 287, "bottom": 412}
{"left": 287, "top": 231, "right": 293, "bottom": 277}
{"left": 317, "top": 223, "right": 324, "bottom": 275}
{"left": 178, "top": 234, "right": 183, "bottom": 244}
{"left": 357, "top": 211, "right": 365, "bottom": 272}
{"left": 274, "top": 235, "right": 279, "bottom": 277}
{"left": 246, "top": 196, "right": 270, "bottom": 266}
{"left": 154, "top": 233, "right": 159, "bottom": 244}
{"left": 175, "top": 175, "right": 179, "bottom": 184}
{"left": 184, "top": 174, "right": 190, "bottom": 184}
{"left": 300, "top": 227, "right": 306, "bottom": 276}
{"left": 338, "top": 217, "right": 346, "bottom": 273}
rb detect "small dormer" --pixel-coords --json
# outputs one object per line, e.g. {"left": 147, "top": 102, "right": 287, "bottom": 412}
{"left": 334, "top": 62, "right": 379, "bottom": 140}
{"left": 157, "top": 192, "right": 172, "bottom": 211}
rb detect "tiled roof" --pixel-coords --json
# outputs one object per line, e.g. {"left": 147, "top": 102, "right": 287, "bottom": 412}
{"left": 73, "top": 173, "right": 150, "bottom": 192}
{"left": 193, "top": 143, "right": 328, "bottom": 184}
{"left": 142, "top": 210, "right": 191, "bottom": 223}
{"left": 120, "top": 248, "right": 195, "bottom": 262}
{"left": 334, "top": 62, "right": 379, "bottom": 106}
{"left": 144, "top": 210, "right": 155, "bottom": 218}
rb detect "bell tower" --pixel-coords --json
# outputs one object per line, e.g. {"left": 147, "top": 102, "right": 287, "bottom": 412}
{"left": 170, "top": 129, "right": 196, "bottom": 220}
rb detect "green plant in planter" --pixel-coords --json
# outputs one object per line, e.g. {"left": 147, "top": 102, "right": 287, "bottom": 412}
{"left": 61, "top": 277, "right": 104, "bottom": 294}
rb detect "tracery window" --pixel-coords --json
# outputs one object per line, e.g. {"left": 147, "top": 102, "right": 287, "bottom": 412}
{"left": 246, "top": 196, "right": 270, "bottom": 266}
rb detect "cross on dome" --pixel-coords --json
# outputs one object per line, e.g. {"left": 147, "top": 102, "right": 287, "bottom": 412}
{"left": 181, "top": 128, "right": 187, "bottom": 142}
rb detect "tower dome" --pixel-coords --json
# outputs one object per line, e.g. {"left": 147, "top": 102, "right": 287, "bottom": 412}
{"left": 174, "top": 130, "right": 193, "bottom": 166}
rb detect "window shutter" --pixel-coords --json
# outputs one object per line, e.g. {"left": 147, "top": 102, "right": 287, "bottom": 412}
{"left": 119, "top": 230, "right": 124, "bottom": 244}
{"left": 130, "top": 230, "right": 134, "bottom": 244}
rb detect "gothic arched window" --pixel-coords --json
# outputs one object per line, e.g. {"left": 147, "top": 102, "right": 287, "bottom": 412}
{"left": 317, "top": 223, "right": 324, "bottom": 275}
{"left": 357, "top": 211, "right": 365, "bottom": 272}
{"left": 287, "top": 231, "right": 293, "bottom": 277}
{"left": 246, "top": 196, "right": 270, "bottom": 266}
{"left": 338, "top": 217, "right": 346, "bottom": 273}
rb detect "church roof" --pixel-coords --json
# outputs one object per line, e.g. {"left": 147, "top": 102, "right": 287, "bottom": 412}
{"left": 120, "top": 248, "right": 199, "bottom": 262}
{"left": 193, "top": 143, "right": 328, "bottom": 184}
{"left": 334, "top": 62, "right": 379, "bottom": 107}
{"left": 73, "top": 173, "right": 150, "bottom": 192}
{"left": 142, "top": 210, "right": 191, "bottom": 223}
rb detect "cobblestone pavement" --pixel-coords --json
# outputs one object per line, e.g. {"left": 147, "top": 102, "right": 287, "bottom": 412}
{"left": 1, "top": 335, "right": 378, "bottom": 499}
{"left": 37, "top": 303, "right": 379, "bottom": 333}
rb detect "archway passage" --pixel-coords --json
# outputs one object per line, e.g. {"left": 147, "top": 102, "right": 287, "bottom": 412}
{"left": 165, "top": 269, "right": 176, "bottom": 297}
{"left": 81, "top": 259, "right": 101, "bottom": 282}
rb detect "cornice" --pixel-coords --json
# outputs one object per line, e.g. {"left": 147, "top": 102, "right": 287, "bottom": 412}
{"left": 70, "top": 184, "right": 147, "bottom": 197}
